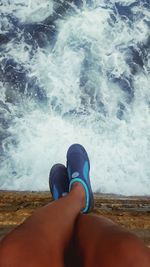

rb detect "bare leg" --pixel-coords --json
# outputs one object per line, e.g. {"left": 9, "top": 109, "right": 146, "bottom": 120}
{"left": 0, "top": 183, "right": 85, "bottom": 267}
{"left": 0, "top": 185, "right": 149, "bottom": 267}
{"left": 73, "top": 213, "right": 150, "bottom": 267}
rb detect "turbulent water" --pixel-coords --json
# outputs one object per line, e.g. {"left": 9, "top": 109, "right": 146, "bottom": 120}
{"left": 0, "top": 0, "right": 150, "bottom": 195}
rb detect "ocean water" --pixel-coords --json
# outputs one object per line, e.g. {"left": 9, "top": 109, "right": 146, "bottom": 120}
{"left": 0, "top": 0, "right": 150, "bottom": 195}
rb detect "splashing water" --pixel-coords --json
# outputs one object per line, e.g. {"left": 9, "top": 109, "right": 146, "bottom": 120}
{"left": 0, "top": 0, "right": 150, "bottom": 195}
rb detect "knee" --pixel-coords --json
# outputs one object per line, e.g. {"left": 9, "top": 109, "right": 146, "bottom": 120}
{"left": 0, "top": 239, "right": 17, "bottom": 267}
{"left": 113, "top": 232, "right": 149, "bottom": 267}
{"left": 117, "top": 232, "right": 143, "bottom": 251}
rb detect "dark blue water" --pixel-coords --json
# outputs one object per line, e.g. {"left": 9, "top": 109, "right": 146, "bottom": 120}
{"left": 0, "top": 0, "right": 150, "bottom": 194}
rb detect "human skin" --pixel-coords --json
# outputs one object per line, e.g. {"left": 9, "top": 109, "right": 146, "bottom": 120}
{"left": 0, "top": 183, "right": 150, "bottom": 267}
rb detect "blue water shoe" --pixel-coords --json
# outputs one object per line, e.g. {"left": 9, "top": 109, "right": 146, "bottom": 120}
{"left": 67, "top": 144, "right": 94, "bottom": 213}
{"left": 49, "top": 164, "right": 69, "bottom": 200}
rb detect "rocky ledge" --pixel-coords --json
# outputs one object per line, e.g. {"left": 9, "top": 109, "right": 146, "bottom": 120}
{"left": 0, "top": 191, "right": 150, "bottom": 247}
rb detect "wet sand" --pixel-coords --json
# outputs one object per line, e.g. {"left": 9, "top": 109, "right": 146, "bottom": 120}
{"left": 0, "top": 191, "right": 150, "bottom": 247}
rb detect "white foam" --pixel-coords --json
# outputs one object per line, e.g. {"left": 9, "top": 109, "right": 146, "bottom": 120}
{"left": 0, "top": 1, "right": 150, "bottom": 195}
{"left": 0, "top": 0, "right": 53, "bottom": 23}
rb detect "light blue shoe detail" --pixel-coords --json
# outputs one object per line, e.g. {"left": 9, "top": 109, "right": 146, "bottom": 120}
{"left": 83, "top": 161, "right": 89, "bottom": 181}
{"left": 53, "top": 185, "right": 59, "bottom": 200}
{"left": 69, "top": 178, "right": 90, "bottom": 213}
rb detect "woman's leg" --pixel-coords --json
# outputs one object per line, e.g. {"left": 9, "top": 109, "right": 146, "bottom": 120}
{"left": 1, "top": 142, "right": 149, "bottom": 267}
{"left": 0, "top": 183, "right": 85, "bottom": 267}
{"left": 65, "top": 144, "right": 150, "bottom": 267}
{"left": 73, "top": 213, "right": 150, "bottom": 267}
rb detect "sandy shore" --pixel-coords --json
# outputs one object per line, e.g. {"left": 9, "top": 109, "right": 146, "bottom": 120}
{"left": 0, "top": 191, "right": 150, "bottom": 247}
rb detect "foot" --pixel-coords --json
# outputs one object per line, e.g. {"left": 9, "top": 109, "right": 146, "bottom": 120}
{"left": 67, "top": 144, "right": 94, "bottom": 213}
{"left": 49, "top": 164, "right": 69, "bottom": 200}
